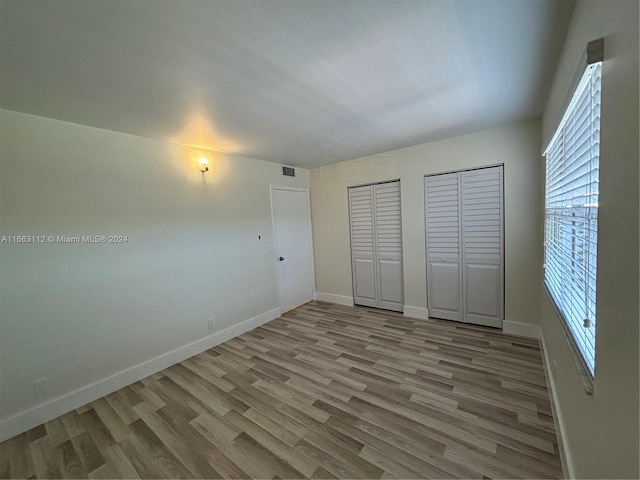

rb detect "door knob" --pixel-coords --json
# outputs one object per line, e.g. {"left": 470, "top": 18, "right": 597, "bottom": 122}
{"left": 279, "top": 256, "right": 285, "bottom": 261}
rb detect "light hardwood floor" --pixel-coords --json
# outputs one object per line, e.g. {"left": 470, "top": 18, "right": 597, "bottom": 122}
{"left": 0, "top": 301, "right": 563, "bottom": 479}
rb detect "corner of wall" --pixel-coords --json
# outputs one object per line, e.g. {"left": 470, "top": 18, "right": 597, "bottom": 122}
{"left": 502, "top": 320, "right": 541, "bottom": 339}
{"left": 0, "top": 307, "right": 280, "bottom": 442}
{"left": 314, "top": 292, "right": 354, "bottom": 306}
{"left": 403, "top": 305, "right": 429, "bottom": 320}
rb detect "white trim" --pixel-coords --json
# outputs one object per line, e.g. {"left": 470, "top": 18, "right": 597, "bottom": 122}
{"left": 403, "top": 305, "right": 430, "bottom": 320}
{"left": 502, "top": 320, "right": 541, "bottom": 339}
{"left": 314, "top": 292, "right": 354, "bottom": 307}
{"left": 0, "top": 307, "right": 280, "bottom": 442}
{"left": 539, "top": 331, "right": 575, "bottom": 479}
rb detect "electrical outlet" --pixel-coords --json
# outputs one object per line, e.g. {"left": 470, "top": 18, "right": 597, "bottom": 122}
{"left": 33, "top": 378, "right": 48, "bottom": 396}
{"left": 208, "top": 317, "right": 216, "bottom": 330}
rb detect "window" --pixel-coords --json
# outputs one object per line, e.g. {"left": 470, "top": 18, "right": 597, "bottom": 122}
{"left": 544, "top": 59, "right": 602, "bottom": 377}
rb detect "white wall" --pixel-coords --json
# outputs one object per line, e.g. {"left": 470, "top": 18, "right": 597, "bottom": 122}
{"left": 0, "top": 109, "right": 309, "bottom": 437}
{"left": 539, "top": 1, "right": 639, "bottom": 478}
{"left": 310, "top": 119, "right": 542, "bottom": 327}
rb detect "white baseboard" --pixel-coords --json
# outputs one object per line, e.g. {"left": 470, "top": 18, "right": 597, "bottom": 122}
{"left": 403, "top": 305, "right": 430, "bottom": 320}
{"left": 314, "top": 292, "right": 354, "bottom": 306}
{"left": 503, "top": 320, "right": 541, "bottom": 339}
{"left": 539, "top": 331, "right": 575, "bottom": 479}
{"left": 0, "top": 307, "right": 280, "bottom": 442}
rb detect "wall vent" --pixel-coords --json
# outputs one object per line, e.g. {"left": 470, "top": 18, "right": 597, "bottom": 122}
{"left": 282, "top": 166, "right": 296, "bottom": 177}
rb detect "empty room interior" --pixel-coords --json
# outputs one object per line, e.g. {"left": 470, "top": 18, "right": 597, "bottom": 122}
{"left": 0, "top": 0, "right": 638, "bottom": 479}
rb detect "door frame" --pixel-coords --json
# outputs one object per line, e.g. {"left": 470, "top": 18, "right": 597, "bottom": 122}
{"left": 269, "top": 185, "right": 316, "bottom": 314}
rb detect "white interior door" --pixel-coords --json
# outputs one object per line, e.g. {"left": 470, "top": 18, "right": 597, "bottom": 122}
{"left": 425, "top": 173, "right": 462, "bottom": 321}
{"left": 461, "top": 167, "right": 504, "bottom": 328}
{"left": 348, "top": 186, "right": 378, "bottom": 308}
{"left": 271, "top": 187, "right": 315, "bottom": 313}
{"left": 349, "top": 181, "right": 403, "bottom": 312}
{"left": 425, "top": 166, "right": 504, "bottom": 327}
{"left": 374, "top": 182, "right": 404, "bottom": 311}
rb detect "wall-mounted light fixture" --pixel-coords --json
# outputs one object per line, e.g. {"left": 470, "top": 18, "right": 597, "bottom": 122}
{"left": 199, "top": 157, "right": 209, "bottom": 173}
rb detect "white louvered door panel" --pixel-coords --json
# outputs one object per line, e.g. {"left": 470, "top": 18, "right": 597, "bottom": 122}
{"left": 349, "top": 186, "right": 377, "bottom": 307}
{"left": 349, "top": 181, "right": 404, "bottom": 312}
{"left": 424, "top": 173, "right": 462, "bottom": 321}
{"left": 425, "top": 167, "right": 504, "bottom": 327}
{"left": 374, "top": 182, "right": 404, "bottom": 312}
{"left": 461, "top": 167, "right": 504, "bottom": 328}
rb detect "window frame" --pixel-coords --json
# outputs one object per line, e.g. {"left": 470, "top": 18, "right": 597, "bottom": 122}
{"left": 542, "top": 39, "right": 603, "bottom": 393}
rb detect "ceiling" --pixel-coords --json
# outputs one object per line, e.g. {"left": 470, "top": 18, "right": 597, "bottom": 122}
{"left": 0, "top": 0, "right": 574, "bottom": 168}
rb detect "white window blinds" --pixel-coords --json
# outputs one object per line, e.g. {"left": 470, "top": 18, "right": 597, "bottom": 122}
{"left": 544, "top": 61, "right": 601, "bottom": 376}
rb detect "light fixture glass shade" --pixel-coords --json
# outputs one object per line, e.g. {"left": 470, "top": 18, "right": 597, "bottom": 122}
{"left": 198, "top": 156, "right": 209, "bottom": 173}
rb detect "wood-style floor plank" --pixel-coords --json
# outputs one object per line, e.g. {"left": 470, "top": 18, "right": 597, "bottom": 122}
{"left": 0, "top": 301, "right": 563, "bottom": 479}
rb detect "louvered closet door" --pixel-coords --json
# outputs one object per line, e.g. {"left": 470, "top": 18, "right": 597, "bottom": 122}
{"left": 461, "top": 167, "right": 504, "bottom": 328}
{"left": 374, "top": 182, "right": 403, "bottom": 312}
{"left": 348, "top": 186, "right": 378, "bottom": 308}
{"left": 425, "top": 166, "right": 504, "bottom": 327}
{"left": 349, "top": 181, "right": 404, "bottom": 312}
{"left": 425, "top": 173, "right": 462, "bottom": 321}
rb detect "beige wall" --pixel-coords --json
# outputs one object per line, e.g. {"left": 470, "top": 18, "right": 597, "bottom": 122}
{"left": 0, "top": 109, "right": 308, "bottom": 425}
{"left": 539, "top": 1, "right": 639, "bottom": 478}
{"left": 310, "top": 119, "right": 543, "bottom": 326}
